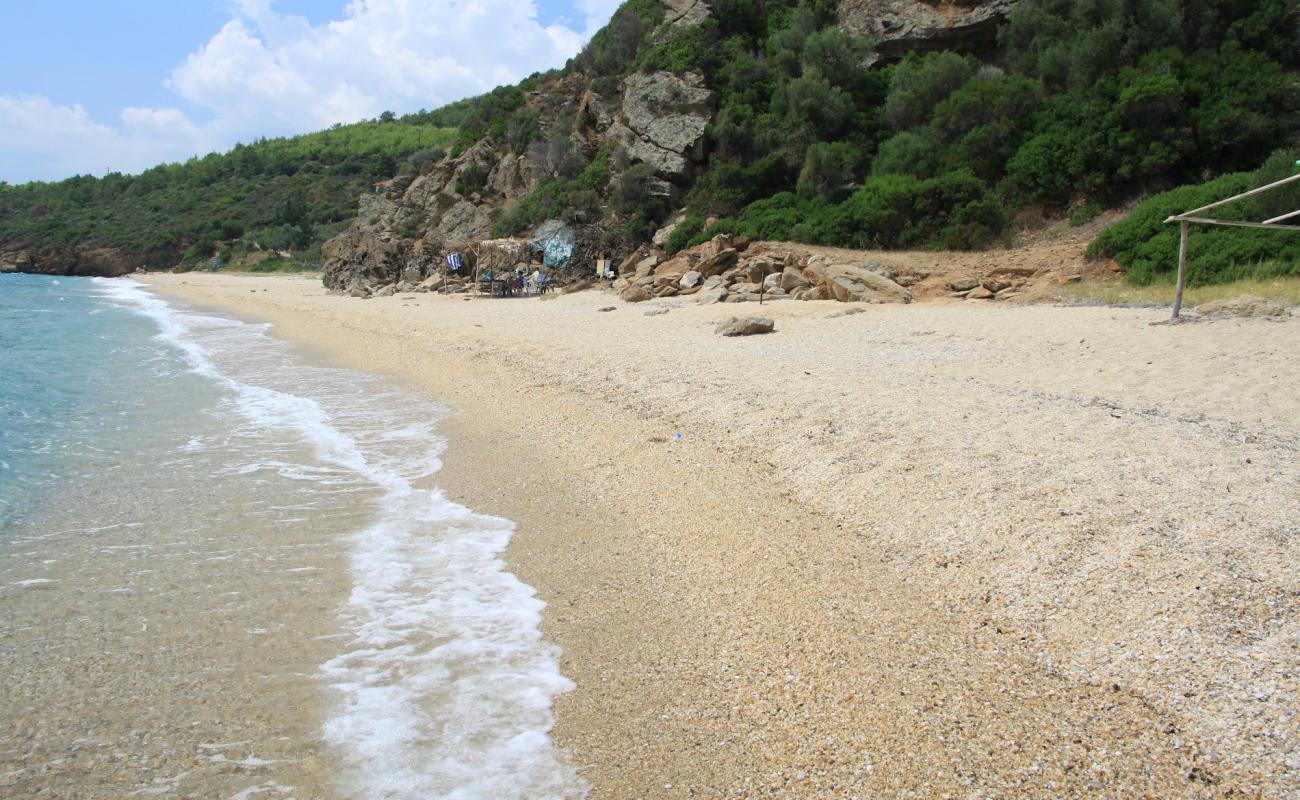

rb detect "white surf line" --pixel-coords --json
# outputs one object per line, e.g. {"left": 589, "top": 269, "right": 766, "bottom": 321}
{"left": 98, "top": 279, "right": 586, "bottom": 800}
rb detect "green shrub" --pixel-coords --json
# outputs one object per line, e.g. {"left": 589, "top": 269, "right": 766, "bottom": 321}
{"left": 883, "top": 51, "right": 979, "bottom": 132}
{"left": 493, "top": 178, "right": 574, "bottom": 236}
{"left": 797, "top": 141, "right": 861, "bottom": 202}
{"left": 873, "top": 127, "right": 936, "bottom": 174}
{"left": 1088, "top": 154, "right": 1300, "bottom": 285}
{"left": 663, "top": 213, "right": 705, "bottom": 254}
{"left": 456, "top": 160, "right": 491, "bottom": 196}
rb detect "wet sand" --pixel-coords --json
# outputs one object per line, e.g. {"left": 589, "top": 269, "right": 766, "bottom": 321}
{"left": 0, "top": 447, "right": 360, "bottom": 799}
{"left": 141, "top": 272, "right": 1300, "bottom": 798}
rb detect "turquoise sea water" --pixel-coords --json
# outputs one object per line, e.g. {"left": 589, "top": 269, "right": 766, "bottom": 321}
{"left": 0, "top": 274, "right": 218, "bottom": 531}
{"left": 0, "top": 275, "right": 583, "bottom": 798}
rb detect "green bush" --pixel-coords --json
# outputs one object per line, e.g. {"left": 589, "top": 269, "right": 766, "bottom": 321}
{"left": 663, "top": 213, "right": 706, "bottom": 254}
{"left": 797, "top": 141, "right": 861, "bottom": 202}
{"left": 882, "top": 51, "right": 979, "bottom": 132}
{"left": 872, "top": 129, "right": 943, "bottom": 179}
{"left": 1088, "top": 153, "right": 1300, "bottom": 285}
{"left": 493, "top": 178, "right": 574, "bottom": 236}
{"left": 456, "top": 160, "right": 491, "bottom": 196}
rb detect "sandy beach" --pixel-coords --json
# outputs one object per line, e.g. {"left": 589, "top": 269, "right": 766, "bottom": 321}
{"left": 141, "top": 272, "right": 1299, "bottom": 798}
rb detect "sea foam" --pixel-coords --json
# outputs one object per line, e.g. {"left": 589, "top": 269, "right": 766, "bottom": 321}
{"left": 97, "top": 279, "right": 585, "bottom": 799}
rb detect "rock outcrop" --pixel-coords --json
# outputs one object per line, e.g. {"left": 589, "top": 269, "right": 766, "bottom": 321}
{"left": 660, "top": 0, "right": 712, "bottom": 33}
{"left": 0, "top": 246, "right": 137, "bottom": 277}
{"left": 838, "top": 0, "right": 1017, "bottom": 64}
{"left": 606, "top": 71, "right": 716, "bottom": 183}
{"left": 1194, "top": 295, "right": 1292, "bottom": 318}
{"left": 323, "top": 61, "right": 717, "bottom": 293}
{"left": 610, "top": 235, "right": 914, "bottom": 305}
{"left": 717, "top": 316, "right": 776, "bottom": 336}
{"left": 319, "top": 0, "right": 1018, "bottom": 294}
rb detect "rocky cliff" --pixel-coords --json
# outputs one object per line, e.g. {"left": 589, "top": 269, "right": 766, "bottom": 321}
{"left": 0, "top": 246, "right": 138, "bottom": 278}
{"left": 322, "top": 65, "right": 720, "bottom": 294}
{"left": 839, "top": 0, "right": 1016, "bottom": 64}
{"left": 321, "top": 0, "right": 1020, "bottom": 296}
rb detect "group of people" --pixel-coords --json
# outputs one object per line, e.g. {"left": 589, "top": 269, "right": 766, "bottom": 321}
{"left": 446, "top": 250, "right": 554, "bottom": 297}
{"left": 474, "top": 266, "right": 551, "bottom": 297}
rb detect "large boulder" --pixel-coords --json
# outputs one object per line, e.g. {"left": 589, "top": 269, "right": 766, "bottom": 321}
{"left": 717, "top": 316, "right": 776, "bottom": 336}
{"left": 635, "top": 255, "right": 662, "bottom": 278}
{"left": 838, "top": 0, "right": 1017, "bottom": 64}
{"left": 1194, "top": 295, "right": 1291, "bottom": 318}
{"left": 654, "top": 256, "right": 691, "bottom": 278}
{"left": 696, "top": 248, "right": 739, "bottom": 278}
{"left": 780, "top": 266, "right": 812, "bottom": 292}
{"left": 803, "top": 259, "right": 913, "bottom": 303}
{"left": 695, "top": 285, "right": 729, "bottom": 304}
{"left": 608, "top": 71, "right": 716, "bottom": 181}
{"left": 661, "top": 0, "right": 711, "bottom": 32}
{"left": 621, "top": 285, "right": 653, "bottom": 303}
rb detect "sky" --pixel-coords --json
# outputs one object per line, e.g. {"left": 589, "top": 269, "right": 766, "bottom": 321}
{"left": 0, "top": 0, "right": 622, "bottom": 184}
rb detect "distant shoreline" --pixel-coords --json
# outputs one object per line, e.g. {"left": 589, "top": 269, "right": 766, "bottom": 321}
{"left": 141, "top": 271, "right": 1300, "bottom": 798}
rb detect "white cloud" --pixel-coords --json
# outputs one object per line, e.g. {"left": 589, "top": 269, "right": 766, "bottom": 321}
{"left": 2, "top": 0, "right": 625, "bottom": 183}
{"left": 0, "top": 95, "right": 209, "bottom": 182}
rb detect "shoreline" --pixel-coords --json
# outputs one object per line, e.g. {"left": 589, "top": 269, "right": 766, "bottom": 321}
{"left": 141, "top": 271, "right": 1300, "bottom": 798}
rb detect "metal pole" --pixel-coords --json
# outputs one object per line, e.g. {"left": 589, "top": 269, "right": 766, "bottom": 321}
{"left": 1171, "top": 220, "right": 1189, "bottom": 321}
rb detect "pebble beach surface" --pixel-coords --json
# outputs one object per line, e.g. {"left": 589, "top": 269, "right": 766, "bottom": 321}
{"left": 142, "top": 272, "right": 1299, "bottom": 799}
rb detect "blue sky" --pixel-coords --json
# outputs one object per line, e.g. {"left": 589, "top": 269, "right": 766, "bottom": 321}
{"left": 0, "top": 0, "right": 620, "bottom": 183}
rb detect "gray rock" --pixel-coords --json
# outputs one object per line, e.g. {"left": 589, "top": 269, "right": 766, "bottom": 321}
{"left": 613, "top": 71, "right": 716, "bottom": 180}
{"left": 717, "top": 316, "right": 775, "bottom": 336}
{"left": 679, "top": 270, "right": 702, "bottom": 288}
{"left": 839, "top": 0, "right": 1017, "bottom": 64}
{"left": 948, "top": 277, "right": 981, "bottom": 292}
{"left": 486, "top": 152, "right": 535, "bottom": 197}
{"left": 695, "top": 285, "right": 728, "bottom": 304}
{"left": 860, "top": 260, "right": 896, "bottom": 281}
{"left": 661, "top": 0, "right": 711, "bottom": 32}
{"left": 805, "top": 260, "right": 914, "bottom": 303}
{"left": 1194, "top": 295, "right": 1291, "bottom": 318}
{"left": 652, "top": 216, "right": 683, "bottom": 247}
{"left": 634, "top": 255, "right": 662, "bottom": 278}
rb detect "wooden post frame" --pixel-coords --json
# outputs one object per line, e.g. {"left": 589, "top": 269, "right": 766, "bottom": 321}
{"left": 1163, "top": 170, "right": 1300, "bottom": 322}
{"left": 1172, "top": 220, "right": 1189, "bottom": 320}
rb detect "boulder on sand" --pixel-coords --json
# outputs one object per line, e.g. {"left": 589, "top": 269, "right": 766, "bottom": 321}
{"left": 717, "top": 316, "right": 775, "bottom": 336}
{"left": 621, "top": 286, "right": 652, "bottom": 303}
{"left": 1194, "top": 295, "right": 1290, "bottom": 318}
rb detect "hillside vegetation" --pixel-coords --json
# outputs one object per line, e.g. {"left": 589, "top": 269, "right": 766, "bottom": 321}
{"left": 664, "top": 0, "right": 1297, "bottom": 256}
{"left": 423, "top": 0, "right": 1298, "bottom": 284}
{"left": 0, "top": 118, "right": 454, "bottom": 269}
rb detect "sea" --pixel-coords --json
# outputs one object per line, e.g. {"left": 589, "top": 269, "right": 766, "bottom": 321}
{"left": 0, "top": 274, "right": 585, "bottom": 799}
